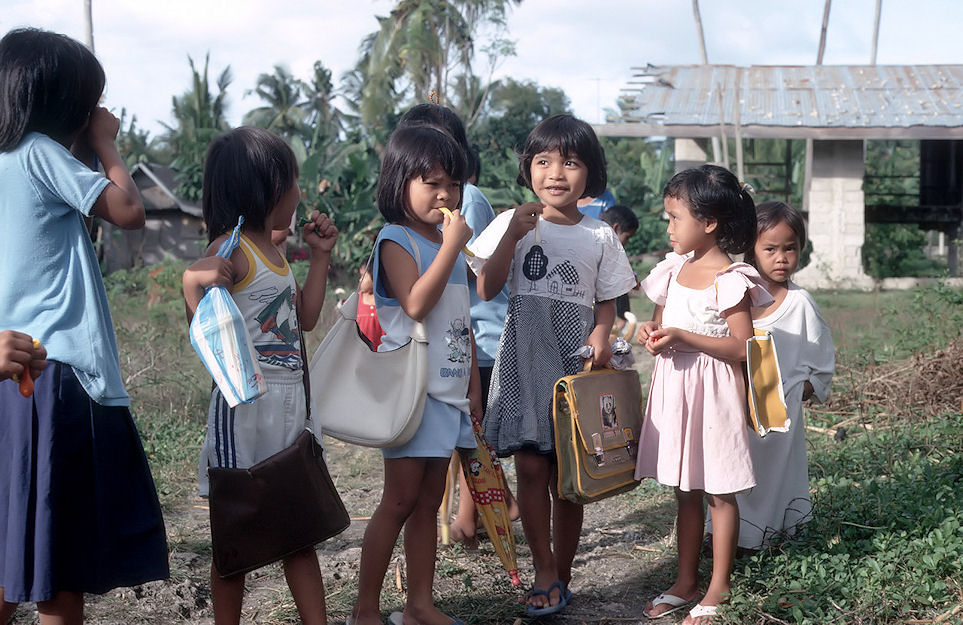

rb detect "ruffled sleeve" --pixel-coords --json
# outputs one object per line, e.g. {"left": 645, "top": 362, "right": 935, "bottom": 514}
{"left": 713, "top": 262, "right": 774, "bottom": 314}
{"left": 639, "top": 252, "right": 688, "bottom": 306}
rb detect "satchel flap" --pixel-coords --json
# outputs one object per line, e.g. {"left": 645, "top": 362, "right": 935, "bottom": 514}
{"left": 558, "top": 369, "right": 643, "bottom": 455}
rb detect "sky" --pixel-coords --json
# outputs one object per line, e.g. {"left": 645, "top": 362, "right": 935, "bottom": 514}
{"left": 4, "top": 0, "right": 963, "bottom": 137}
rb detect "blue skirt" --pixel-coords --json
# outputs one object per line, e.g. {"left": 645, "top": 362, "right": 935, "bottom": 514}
{"left": 0, "top": 362, "right": 169, "bottom": 602}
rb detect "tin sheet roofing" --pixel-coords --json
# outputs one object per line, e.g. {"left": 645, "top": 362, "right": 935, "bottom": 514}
{"left": 601, "top": 65, "right": 963, "bottom": 139}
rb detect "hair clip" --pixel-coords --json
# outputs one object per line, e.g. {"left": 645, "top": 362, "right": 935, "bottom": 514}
{"left": 429, "top": 91, "right": 439, "bottom": 104}
{"left": 739, "top": 181, "right": 755, "bottom": 195}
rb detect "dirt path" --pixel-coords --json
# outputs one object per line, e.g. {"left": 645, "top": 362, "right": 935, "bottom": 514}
{"left": 14, "top": 346, "right": 689, "bottom": 625}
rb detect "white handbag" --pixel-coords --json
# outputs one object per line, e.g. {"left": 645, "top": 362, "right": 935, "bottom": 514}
{"left": 308, "top": 230, "right": 429, "bottom": 447}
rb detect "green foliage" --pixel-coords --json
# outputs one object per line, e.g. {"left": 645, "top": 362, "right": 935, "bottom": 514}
{"left": 865, "top": 140, "right": 920, "bottom": 206}
{"left": 116, "top": 109, "right": 160, "bottom": 167}
{"left": 880, "top": 282, "right": 963, "bottom": 358}
{"left": 863, "top": 223, "right": 946, "bottom": 279}
{"left": 471, "top": 78, "right": 570, "bottom": 197}
{"left": 351, "top": 0, "right": 520, "bottom": 134}
{"left": 814, "top": 284, "right": 963, "bottom": 368}
{"left": 300, "top": 130, "right": 383, "bottom": 274}
{"left": 740, "top": 138, "right": 807, "bottom": 210}
{"left": 600, "top": 136, "right": 674, "bottom": 255}
{"left": 724, "top": 415, "right": 963, "bottom": 624}
{"left": 103, "top": 260, "right": 210, "bottom": 507}
{"left": 159, "top": 55, "right": 233, "bottom": 202}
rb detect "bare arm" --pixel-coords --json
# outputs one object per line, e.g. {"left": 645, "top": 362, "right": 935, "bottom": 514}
{"left": 382, "top": 213, "right": 472, "bottom": 321}
{"left": 297, "top": 211, "right": 338, "bottom": 331}
{"left": 77, "top": 108, "right": 145, "bottom": 230}
{"left": 645, "top": 295, "right": 753, "bottom": 361}
{"left": 586, "top": 299, "right": 616, "bottom": 367}
{"left": 181, "top": 236, "right": 245, "bottom": 324}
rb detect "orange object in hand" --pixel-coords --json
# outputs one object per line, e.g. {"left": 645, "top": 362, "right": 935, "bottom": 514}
{"left": 18, "top": 366, "right": 33, "bottom": 397}
{"left": 18, "top": 339, "right": 40, "bottom": 398}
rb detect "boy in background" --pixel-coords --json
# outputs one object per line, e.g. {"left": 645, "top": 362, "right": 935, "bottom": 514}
{"left": 600, "top": 205, "right": 640, "bottom": 342}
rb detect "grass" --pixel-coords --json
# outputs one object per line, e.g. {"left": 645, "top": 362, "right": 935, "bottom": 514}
{"left": 725, "top": 414, "right": 962, "bottom": 624}
{"left": 102, "top": 261, "right": 963, "bottom": 624}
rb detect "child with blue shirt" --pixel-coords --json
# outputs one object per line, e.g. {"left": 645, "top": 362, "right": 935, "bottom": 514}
{"left": 0, "top": 28, "right": 168, "bottom": 624}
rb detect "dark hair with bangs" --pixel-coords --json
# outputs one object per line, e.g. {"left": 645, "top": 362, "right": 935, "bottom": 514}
{"left": 0, "top": 28, "right": 105, "bottom": 151}
{"left": 202, "top": 126, "right": 299, "bottom": 242}
{"left": 663, "top": 164, "right": 756, "bottom": 255}
{"left": 376, "top": 124, "right": 467, "bottom": 224}
{"left": 516, "top": 114, "right": 606, "bottom": 198}
{"left": 744, "top": 200, "right": 807, "bottom": 267}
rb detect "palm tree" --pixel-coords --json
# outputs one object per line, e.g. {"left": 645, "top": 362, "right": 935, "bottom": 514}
{"left": 159, "top": 55, "right": 232, "bottom": 201}
{"left": 352, "top": 0, "right": 520, "bottom": 132}
{"left": 301, "top": 61, "right": 345, "bottom": 153}
{"left": 242, "top": 65, "right": 307, "bottom": 142}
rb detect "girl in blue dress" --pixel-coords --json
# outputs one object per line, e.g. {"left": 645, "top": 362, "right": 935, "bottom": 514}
{"left": 0, "top": 28, "right": 168, "bottom": 624}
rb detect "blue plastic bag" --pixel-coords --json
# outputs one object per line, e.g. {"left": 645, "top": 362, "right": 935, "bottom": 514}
{"left": 189, "top": 217, "right": 267, "bottom": 406}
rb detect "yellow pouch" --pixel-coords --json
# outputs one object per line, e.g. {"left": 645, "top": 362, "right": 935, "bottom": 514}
{"left": 745, "top": 328, "right": 789, "bottom": 436}
{"left": 553, "top": 367, "right": 643, "bottom": 504}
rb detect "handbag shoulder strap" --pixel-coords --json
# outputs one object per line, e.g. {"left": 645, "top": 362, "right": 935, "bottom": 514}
{"left": 399, "top": 228, "right": 427, "bottom": 342}
{"left": 299, "top": 324, "right": 311, "bottom": 419}
{"left": 400, "top": 227, "right": 422, "bottom": 273}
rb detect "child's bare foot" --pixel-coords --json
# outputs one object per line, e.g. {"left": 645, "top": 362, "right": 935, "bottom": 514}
{"left": 506, "top": 495, "right": 520, "bottom": 522}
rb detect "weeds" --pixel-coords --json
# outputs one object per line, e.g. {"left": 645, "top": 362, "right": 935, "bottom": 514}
{"left": 99, "top": 265, "right": 963, "bottom": 624}
{"left": 724, "top": 414, "right": 963, "bottom": 624}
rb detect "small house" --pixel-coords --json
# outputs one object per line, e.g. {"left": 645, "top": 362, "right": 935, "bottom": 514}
{"left": 98, "top": 162, "right": 207, "bottom": 272}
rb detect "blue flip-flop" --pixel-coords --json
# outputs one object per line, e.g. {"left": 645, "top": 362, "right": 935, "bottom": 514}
{"left": 525, "top": 580, "right": 570, "bottom": 616}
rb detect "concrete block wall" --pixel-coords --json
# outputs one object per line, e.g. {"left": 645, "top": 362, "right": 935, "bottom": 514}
{"left": 795, "top": 140, "right": 875, "bottom": 290}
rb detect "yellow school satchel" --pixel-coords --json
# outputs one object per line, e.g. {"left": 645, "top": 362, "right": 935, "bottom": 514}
{"left": 745, "top": 328, "right": 789, "bottom": 436}
{"left": 553, "top": 366, "right": 643, "bottom": 504}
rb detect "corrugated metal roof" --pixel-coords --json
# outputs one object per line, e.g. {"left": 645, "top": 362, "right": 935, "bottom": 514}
{"left": 600, "top": 64, "right": 963, "bottom": 139}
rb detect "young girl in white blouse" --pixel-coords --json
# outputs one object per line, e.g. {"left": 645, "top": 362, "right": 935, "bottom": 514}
{"left": 707, "top": 201, "right": 834, "bottom": 552}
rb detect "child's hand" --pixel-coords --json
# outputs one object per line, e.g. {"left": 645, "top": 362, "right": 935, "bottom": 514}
{"left": 0, "top": 330, "right": 47, "bottom": 382}
{"left": 643, "top": 326, "right": 678, "bottom": 356}
{"left": 185, "top": 256, "right": 234, "bottom": 291}
{"left": 84, "top": 107, "right": 121, "bottom": 153}
{"left": 636, "top": 320, "right": 660, "bottom": 345}
{"left": 441, "top": 207, "right": 473, "bottom": 251}
{"left": 586, "top": 333, "right": 613, "bottom": 368}
{"left": 507, "top": 202, "right": 542, "bottom": 241}
{"left": 468, "top": 384, "right": 483, "bottom": 421}
{"left": 802, "top": 380, "right": 815, "bottom": 401}
{"left": 183, "top": 256, "right": 234, "bottom": 319}
{"left": 303, "top": 210, "right": 338, "bottom": 254}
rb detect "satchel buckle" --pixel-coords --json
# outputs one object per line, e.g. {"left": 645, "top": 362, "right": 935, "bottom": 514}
{"left": 592, "top": 432, "right": 605, "bottom": 466}
{"left": 623, "top": 427, "right": 635, "bottom": 455}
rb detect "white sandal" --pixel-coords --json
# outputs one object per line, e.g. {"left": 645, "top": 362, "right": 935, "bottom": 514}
{"left": 687, "top": 604, "right": 719, "bottom": 622}
{"left": 643, "top": 593, "right": 693, "bottom": 618}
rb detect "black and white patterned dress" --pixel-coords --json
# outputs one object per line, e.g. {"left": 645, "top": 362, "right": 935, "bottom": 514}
{"left": 467, "top": 212, "right": 637, "bottom": 455}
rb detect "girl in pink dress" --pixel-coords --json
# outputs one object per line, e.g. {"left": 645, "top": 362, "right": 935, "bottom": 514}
{"left": 634, "top": 165, "right": 771, "bottom": 624}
